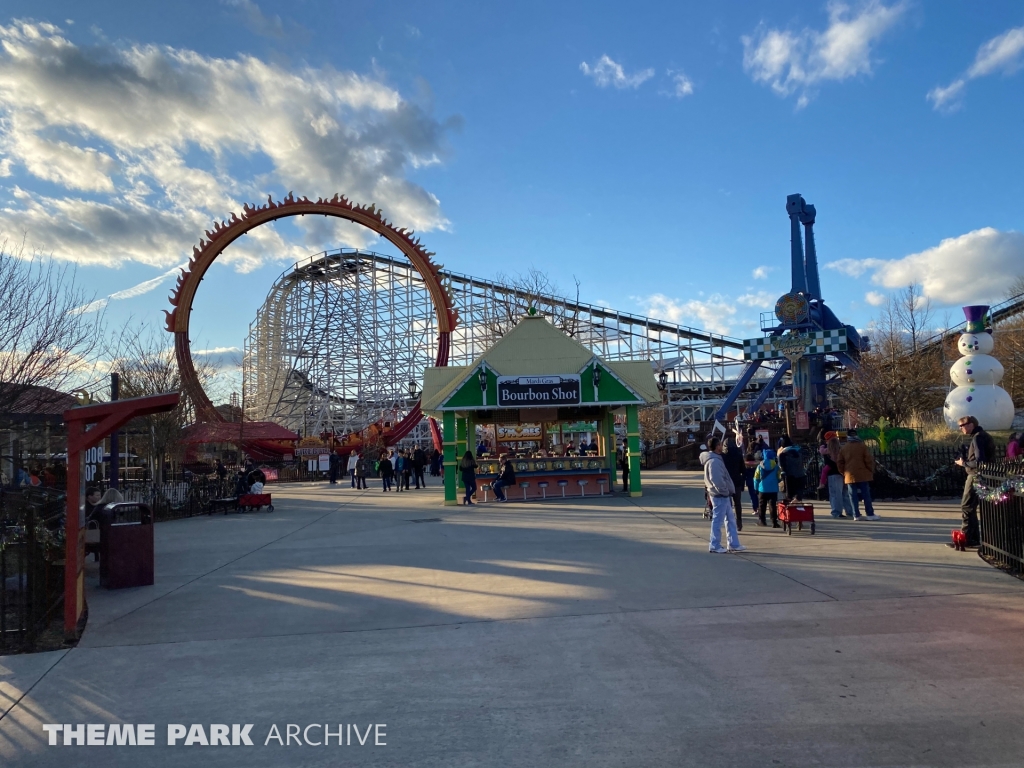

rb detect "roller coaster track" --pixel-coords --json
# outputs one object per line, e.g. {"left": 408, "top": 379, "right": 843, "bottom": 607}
{"left": 916, "top": 292, "right": 1024, "bottom": 354}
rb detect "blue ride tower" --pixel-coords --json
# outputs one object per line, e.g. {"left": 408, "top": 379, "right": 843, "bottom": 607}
{"left": 714, "top": 194, "right": 865, "bottom": 425}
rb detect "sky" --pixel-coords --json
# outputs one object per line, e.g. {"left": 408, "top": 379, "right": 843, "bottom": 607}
{"left": 0, "top": 1, "right": 1022, "bottom": 395}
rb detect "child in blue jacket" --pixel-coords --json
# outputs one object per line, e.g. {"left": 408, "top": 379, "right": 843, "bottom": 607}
{"left": 754, "top": 448, "right": 781, "bottom": 528}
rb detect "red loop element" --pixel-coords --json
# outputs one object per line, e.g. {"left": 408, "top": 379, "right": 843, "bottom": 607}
{"left": 168, "top": 193, "right": 458, "bottom": 438}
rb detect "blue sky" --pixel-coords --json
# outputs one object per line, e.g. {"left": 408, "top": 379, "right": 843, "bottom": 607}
{"left": 0, "top": 1, "right": 1022, "bottom": 393}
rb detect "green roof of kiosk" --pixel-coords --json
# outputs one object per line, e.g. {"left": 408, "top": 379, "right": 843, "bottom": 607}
{"left": 420, "top": 314, "right": 661, "bottom": 413}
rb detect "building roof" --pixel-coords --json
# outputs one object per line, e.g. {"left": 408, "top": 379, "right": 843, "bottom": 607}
{"left": 180, "top": 421, "right": 300, "bottom": 444}
{"left": 603, "top": 360, "right": 662, "bottom": 404}
{"left": 0, "top": 383, "right": 77, "bottom": 419}
{"left": 420, "top": 315, "right": 660, "bottom": 411}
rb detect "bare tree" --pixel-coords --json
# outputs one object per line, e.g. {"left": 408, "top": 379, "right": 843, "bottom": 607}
{"left": 638, "top": 405, "right": 668, "bottom": 448}
{"left": 103, "top": 322, "right": 218, "bottom": 481}
{"left": 993, "top": 312, "right": 1024, "bottom": 408}
{"left": 841, "top": 285, "right": 946, "bottom": 425}
{"left": 483, "top": 268, "right": 582, "bottom": 338}
{"left": 0, "top": 238, "right": 102, "bottom": 419}
{"left": 1006, "top": 275, "right": 1024, "bottom": 302}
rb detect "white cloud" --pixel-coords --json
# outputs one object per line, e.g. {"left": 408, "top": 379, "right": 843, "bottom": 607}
{"left": 742, "top": 1, "right": 906, "bottom": 106}
{"left": 638, "top": 293, "right": 737, "bottom": 335}
{"left": 736, "top": 291, "right": 775, "bottom": 309}
{"left": 928, "top": 25, "right": 1024, "bottom": 110}
{"left": 669, "top": 72, "right": 694, "bottom": 97}
{"left": 0, "top": 20, "right": 456, "bottom": 271}
{"left": 850, "top": 228, "right": 1024, "bottom": 306}
{"left": 865, "top": 290, "right": 886, "bottom": 306}
{"left": 825, "top": 257, "right": 886, "bottom": 277}
{"left": 580, "top": 55, "right": 654, "bottom": 90}
{"left": 752, "top": 265, "right": 772, "bottom": 280}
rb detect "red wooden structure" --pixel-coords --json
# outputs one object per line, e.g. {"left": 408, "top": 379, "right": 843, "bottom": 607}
{"left": 62, "top": 392, "right": 180, "bottom": 637}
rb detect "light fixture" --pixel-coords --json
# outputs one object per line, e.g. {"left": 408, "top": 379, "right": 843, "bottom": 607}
{"left": 592, "top": 366, "right": 601, "bottom": 388}
{"left": 478, "top": 367, "right": 487, "bottom": 391}
{"left": 658, "top": 370, "right": 668, "bottom": 391}
{"left": 408, "top": 379, "right": 419, "bottom": 398}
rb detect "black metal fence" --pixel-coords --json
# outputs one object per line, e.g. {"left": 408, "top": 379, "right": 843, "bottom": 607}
{"left": 1, "top": 488, "right": 66, "bottom": 654}
{"left": 977, "top": 460, "right": 1024, "bottom": 578}
{"left": 91, "top": 463, "right": 336, "bottom": 521}
{"left": 803, "top": 445, "right": 978, "bottom": 500}
{"left": 642, "top": 445, "right": 678, "bottom": 469}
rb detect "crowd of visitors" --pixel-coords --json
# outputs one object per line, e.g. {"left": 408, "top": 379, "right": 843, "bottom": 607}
{"left": 330, "top": 445, "right": 441, "bottom": 493}
{"left": 703, "top": 424, "right": 890, "bottom": 553}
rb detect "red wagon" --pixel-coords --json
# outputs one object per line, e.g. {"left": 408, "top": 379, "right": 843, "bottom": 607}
{"left": 237, "top": 493, "right": 274, "bottom": 513}
{"left": 777, "top": 501, "right": 815, "bottom": 535}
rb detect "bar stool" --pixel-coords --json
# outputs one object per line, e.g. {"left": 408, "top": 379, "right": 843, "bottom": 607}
{"left": 480, "top": 483, "right": 491, "bottom": 502}
{"left": 538, "top": 481, "right": 549, "bottom": 499}
{"left": 597, "top": 478, "right": 608, "bottom": 495}
{"left": 557, "top": 480, "right": 569, "bottom": 497}
{"left": 578, "top": 479, "right": 589, "bottom": 497}
{"left": 519, "top": 481, "right": 530, "bottom": 500}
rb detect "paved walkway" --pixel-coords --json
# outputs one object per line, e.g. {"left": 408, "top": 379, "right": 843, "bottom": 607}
{"left": 2, "top": 473, "right": 1023, "bottom": 766}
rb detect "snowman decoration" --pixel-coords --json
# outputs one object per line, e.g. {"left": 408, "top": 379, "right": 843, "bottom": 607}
{"left": 944, "top": 305, "right": 1014, "bottom": 430}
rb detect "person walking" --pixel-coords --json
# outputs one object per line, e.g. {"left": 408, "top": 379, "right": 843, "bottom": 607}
{"left": 777, "top": 436, "right": 806, "bottom": 502}
{"left": 354, "top": 453, "right": 368, "bottom": 489}
{"left": 412, "top": 445, "right": 426, "bottom": 488}
{"left": 702, "top": 437, "right": 744, "bottom": 553}
{"left": 619, "top": 446, "right": 630, "bottom": 493}
{"left": 393, "top": 451, "right": 406, "bottom": 492}
{"left": 722, "top": 432, "right": 746, "bottom": 532}
{"left": 740, "top": 429, "right": 760, "bottom": 513}
{"left": 459, "top": 450, "right": 478, "bottom": 505}
{"left": 825, "top": 434, "right": 854, "bottom": 518}
{"left": 378, "top": 452, "right": 394, "bottom": 492}
{"left": 754, "top": 447, "right": 781, "bottom": 528}
{"left": 951, "top": 415, "right": 996, "bottom": 548}
{"left": 399, "top": 450, "right": 412, "bottom": 491}
{"left": 838, "top": 430, "right": 879, "bottom": 520}
{"left": 492, "top": 455, "right": 516, "bottom": 502}
{"left": 347, "top": 450, "right": 359, "bottom": 487}
{"left": 328, "top": 452, "right": 340, "bottom": 485}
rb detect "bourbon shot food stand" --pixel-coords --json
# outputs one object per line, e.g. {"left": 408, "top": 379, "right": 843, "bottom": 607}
{"left": 419, "top": 313, "right": 661, "bottom": 505}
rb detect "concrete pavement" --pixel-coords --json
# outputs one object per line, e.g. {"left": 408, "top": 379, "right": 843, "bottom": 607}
{"left": 2, "top": 472, "right": 1023, "bottom": 766}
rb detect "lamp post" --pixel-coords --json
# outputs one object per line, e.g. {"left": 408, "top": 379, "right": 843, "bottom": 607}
{"left": 408, "top": 379, "right": 419, "bottom": 400}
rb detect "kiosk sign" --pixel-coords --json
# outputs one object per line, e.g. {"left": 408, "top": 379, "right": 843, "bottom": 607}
{"left": 497, "top": 375, "right": 580, "bottom": 407}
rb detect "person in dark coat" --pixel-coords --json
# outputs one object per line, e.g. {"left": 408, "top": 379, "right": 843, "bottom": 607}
{"left": 235, "top": 469, "right": 249, "bottom": 496}
{"left": 378, "top": 452, "right": 394, "bottom": 492}
{"left": 246, "top": 467, "right": 266, "bottom": 488}
{"left": 492, "top": 456, "right": 516, "bottom": 502}
{"left": 952, "top": 415, "right": 996, "bottom": 548}
{"left": 354, "top": 453, "right": 368, "bottom": 489}
{"left": 460, "top": 451, "right": 478, "bottom": 505}
{"left": 619, "top": 447, "right": 630, "bottom": 493}
{"left": 722, "top": 433, "right": 746, "bottom": 531}
{"left": 412, "top": 445, "right": 427, "bottom": 488}
{"left": 328, "top": 452, "right": 340, "bottom": 485}
{"left": 777, "top": 435, "right": 806, "bottom": 502}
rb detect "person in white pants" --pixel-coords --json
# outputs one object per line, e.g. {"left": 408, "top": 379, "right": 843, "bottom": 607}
{"left": 702, "top": 436, "right": 745, "bottom": 553}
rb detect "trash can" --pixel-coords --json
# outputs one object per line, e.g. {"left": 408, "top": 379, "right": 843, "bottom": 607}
{"left": 98, "top": 502, "right": 154, "bottom": 589}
